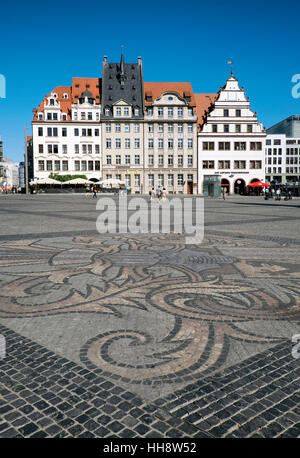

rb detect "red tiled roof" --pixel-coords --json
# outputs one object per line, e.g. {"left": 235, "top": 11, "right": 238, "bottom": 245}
{"left": 71, "top": 77, "right": 101, "bottom": 104}
{"left": 194, "top": 93, "right": 218, "bottom": 130}
{"left": 34, "top": 86, "right": 72, "bottom": 121}
{"left": 144, "top": 82, "right": 196, "bottom": 107}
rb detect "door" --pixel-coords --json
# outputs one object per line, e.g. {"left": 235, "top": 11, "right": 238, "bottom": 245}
{"left": 187, "top": 181, "right": 193, "bottom": 195}
{"left": 208, "top": 183, "right": 214, "bottom": 197}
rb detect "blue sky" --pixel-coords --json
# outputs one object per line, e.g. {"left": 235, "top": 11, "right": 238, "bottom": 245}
{"left": 0, "top": 0, "right": 299, "bottom": 162}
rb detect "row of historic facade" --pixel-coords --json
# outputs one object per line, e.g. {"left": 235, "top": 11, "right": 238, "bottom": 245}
{"left": 31, "top": 52, "right": 267, "bottom": 195}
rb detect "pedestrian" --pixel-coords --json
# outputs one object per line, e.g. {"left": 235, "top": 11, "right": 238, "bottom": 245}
{"left": 156, "top": 186, "right": 162, "bottom": 202}
{"left": 150, "top": 187, "right": 155, "bottom": 203}
{"left": 162, "top": 187, "right": 167, "bottom": 202}
{"left": 93, "top": 186, "right": 98, "bottom": 198}
{"left": 275, "top": 188, "right": 281, "bottom": 201}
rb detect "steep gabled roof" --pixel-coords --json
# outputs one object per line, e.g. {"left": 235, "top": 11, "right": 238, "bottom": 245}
{"left": 194, "top": 93, "right": 218, "bottom": 130}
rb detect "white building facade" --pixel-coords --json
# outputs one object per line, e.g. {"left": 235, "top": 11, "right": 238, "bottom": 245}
{"left": 197, "top": 75, "right": 266, "bottom": 196}
{"left": 32, "top": 82, "right": 102, "bottom": 182}
{"left": 265, "top": 135, "right": 300, "bottom": 185}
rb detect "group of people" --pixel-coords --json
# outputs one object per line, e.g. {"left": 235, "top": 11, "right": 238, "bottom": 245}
{"left": 264, "top": 188, "right": 293, "bottom": 201}
{"left": 150, "top": 186, "right": 167, "bottom": 202}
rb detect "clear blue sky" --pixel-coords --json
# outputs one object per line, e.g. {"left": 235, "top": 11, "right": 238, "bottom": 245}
{"left": 0, "top": 0, "right": 299, "bottom": 162}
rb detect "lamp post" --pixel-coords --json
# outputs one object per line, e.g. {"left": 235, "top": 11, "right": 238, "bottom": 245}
{"left": 24, "top": 126, "right": 28, "bottom": 194}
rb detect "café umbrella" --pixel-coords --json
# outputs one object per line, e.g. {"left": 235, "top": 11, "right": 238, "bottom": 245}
{"left": 248, "top": 181, "right": 271, "bottom": 188}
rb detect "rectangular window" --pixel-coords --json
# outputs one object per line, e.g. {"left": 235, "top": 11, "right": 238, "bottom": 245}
{"left": 187, "top": 124, "right": 193, "bottom": 133}
{"left": 250, "top": 142, "right": 262, "bottom": 151}
{"left": 81, "top": 161, "right": 87, "bottom": 171}
{"left": 74, "top": 128, "right": 79, "bottom": 136}
{"left": 38, "top": 160, "right": 44, "bottom": 171}
{"left": 116, "top": 107, "right": 121, "bottom": 116}
{"left": 115, "top": 124, "right": 121, "bottom": 132}
{"left": 168, "top": 154, "right": 173, "bottom": 166}
{"left": 95, "top": 161, "right": 100, "bottom": 171}
{"left": 82, "top": 145, "right": 87, "bottom": 154}
{"left": 134, "top": 124, "right": 140, "bottom": 133}
{"left": 81, "top": 112, "right": 86, "bottom": 120}
{"left": 82, "top": 129, "right": 87, "bottom": 137}
{"left": 178, "top": 124, "right": 183, "bottom": 133}
{"left": 148, "top": 155, "right": 154, "bottom": 166}
{"left": 178, "top": 155, "right": 183, "bottom": 166}
{"left": 158, "top": 123, "right": 164, "bottom": 132}
{"left": 116, "top": 138, "right": 121, "bottom": 148}
{"left": 46, "top": 161, "right": 53, "bottom": 171}
{"left": 134, "top": 108, "right": 139, "bottom": 116}
{"left": 147, "top": 107, "right": 153, "bottom": 116}
{"left": 234, "top": 142, "right": 246, "bottom": 150}
{"left": 75, "top": 144, "right": 79, "bottom": 154}
{"left": 158, "top": 107, "right": 163, "bottom": 117}
{"left": 124, "top": 107, "right": 129, "bottom": 116}
{"left": 188, "top": 139, "right": 193, "bottom": 148}
{"left": 87, "top": 129, "right": 92, "bottom": 137}
{"left": 158, "top": 155, "right": 164, "bottom": 166}
{"left": 187, "top": 155, "right": 193, "bottom": 166}
{"left": 62, "top": 144, "right": 67, "bottom": 154}
{"left": 224, "top": 124, "right": 229, "bottom": 133}
{"left": 47, "top": 145, "right": 53, "bottom": 154}
{"left": 95, "top": 129, "right": 99, "bottom": 136}
{"left": 135, "top": 155, "right": 140, "bottom": 165}
{"left": 168, "top": 174, "right": 174, "bottom": 186}
{"left": 38, "top": 127, "right": 43, "bottom": 136}
{"left": 116, "top": 155, "right": 121, "bottom": 165}
{"left": 134, "top": 138, "right": 140, "bottom": 149}
{"left": 134, "top": 174, "right": 140, "bottom": 186}
{"left": 212, "top": 124, "right": 217, "bottom": 133}
{"left": 148, "top": 174, "right": 154, "bottom": 186}
{"left": 148, "top": 139, "right": 154, "bottom": 148}
{"left": 236, "top": 109, "right": 241, "bottom": 117}
{"left": 53, "top": 144, "right": 58, "bottom": 154}
{"left": 106, "top": 124, "right": 111, "bottom": 132}
{"left": 158, "top": 139, "right": 164, "bottom": 149}
{"left": 95, "top": 145, "right": 100, "bottom": 154}
{"left": 125, "top": 174, "right": 131, "bottom": 186}
{"left": 125, "top": 155, "right": 130, "bottom": 165}
{"left": 148, "top": 123, "right": 154, "bottom": 132}
{"left": 47, "top": 127, "right": 52, "bottom": 137}
{"left": 125, "top": 124, "right": 130, "bottom": 132}
{"left": 178, "top": 108, "right": 183, "bottom": 117}
{"left": 224, "top": 109, "right": 229, "bottom": 117}
{"left": 177, "top": 174, "right": 184, "bottom": 185}
{"left": 62, "top": 161, "right": 68, "bottom": 171}
{"left": 88, "top": 144, "right": 92, "bottom": 154}
{"left": 188, "top": 108, "right": 193, "bottom": 116}
{"left": 168, "top": 124, "right": 174, "bottom": 133}
{"left": 168, "top": 108, "right": 173, "bottom": 117}
{"left": 39, "top": 144, "right": 43, "bottom": 154}
{"left": 106, "top": 155, "right": 112, "bottom": 165}
{"left": 235, "top": 124, "right": 241, "bottom": 133}
{"left": 54, "top": 160, "right": 60, "bottom": 171}
{"left": 75, "top": 161, "right": 80, "bottom": 171}
{"left": 62, "top": 128, "right": 67, "bottom": 137}
{"left": 168, "top": 138, "right": 173, "bottom": 149}
{"left": 178, "top": 139, "right": 183, "bottom": 149}
{"left": 158, "top": 174, "right": 164, "bottom": 186}
{"left": 247, "top": 124, "right": 253, "bottom": 133}
{"left": 125, "top": 138, "right": 130, "bottom": 149}
{"left": 88, "top": 161, "right": 93, "bottom": 171}
{"left": 88, "top": 112, "right": 92, "bottom": 120}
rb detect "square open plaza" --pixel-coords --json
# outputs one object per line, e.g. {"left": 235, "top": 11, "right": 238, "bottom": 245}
{"left": 0, "top": 193, "right": 299, "bottom": 439}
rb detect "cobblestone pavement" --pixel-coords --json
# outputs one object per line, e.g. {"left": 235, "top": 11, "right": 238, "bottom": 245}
{"left": 0, "top": 195, "right": 299, "bottom": 438}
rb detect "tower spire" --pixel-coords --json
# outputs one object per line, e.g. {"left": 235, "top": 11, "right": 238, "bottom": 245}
{"left": 227, "top": 59, "right": 233, "bottom": 76}
{"left": 120, "top": 45, "right": 125, "bottom": 75}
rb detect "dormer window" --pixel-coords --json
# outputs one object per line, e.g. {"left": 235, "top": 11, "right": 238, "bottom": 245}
{"left": 134, "top": 108, "right": 140, "bottom": 116}
{"left": 105, "top": 107, "right": 110, "bottom": 116}
{"left": 38, "top": 114, "right": 43, "bottom": 120}
{"left": 63, "top": 93, "right": 68, "bottom": 99}
{"left": 116, "top": 107, "right": 122, "bottom": 116}
{"left": 62, "top": 114, "right": 67, "bottom": 120}
{"left": 50, "top": 99, "right": 55, "bottom": 106}
{"left": 124, "top": 107, "right": 129, "bottom": 116}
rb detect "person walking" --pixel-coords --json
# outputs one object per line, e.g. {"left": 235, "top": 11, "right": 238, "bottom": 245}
{"left": 93, "top": 186, "right": 98, "bottom": 198}
{"left": 276, "top": 188, "right": 281, "bottom": 201}
{"left": 162, "top": 187, "right": 167, "bottom": 202}
{"left": 156, "top": 186, "right": 162, "bottom": 202}
{"left": 150, "top": 187, "right": 155, "bottom": 203}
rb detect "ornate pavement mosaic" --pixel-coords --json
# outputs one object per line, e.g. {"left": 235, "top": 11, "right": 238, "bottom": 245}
{"left": 0, "top": 231, "right": 299, "bottom": 403}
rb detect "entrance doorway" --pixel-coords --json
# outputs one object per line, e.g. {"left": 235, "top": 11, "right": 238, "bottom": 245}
{"left": 234, "top": 178, "right": 246, "bottom": 195}
{"left": 187, "top": 181, "right": 193, "bottom": 194}
{"left": 221, "top": 179, "right": 230, "bottom": 195}
{"left": 208, "top": 183, "right": 214, "bottom": 196}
